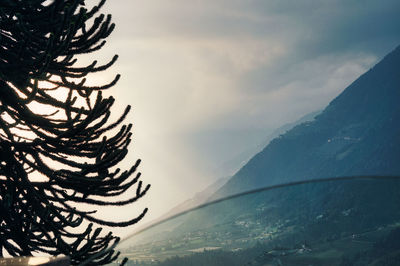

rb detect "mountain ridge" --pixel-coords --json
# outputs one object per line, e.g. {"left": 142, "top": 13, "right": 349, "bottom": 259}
{"left": 217, "top": 45, "right": 400, "bottom": 197}
{"left": 119, "top": 45, "right": 400, "bottom": 266}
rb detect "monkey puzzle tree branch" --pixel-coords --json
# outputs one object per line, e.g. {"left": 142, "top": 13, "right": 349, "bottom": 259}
{"left": 0, "top": 0, "right": 149, "bottom": 265}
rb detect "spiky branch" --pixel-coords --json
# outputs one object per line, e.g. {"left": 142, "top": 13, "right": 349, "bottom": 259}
{"left": 0, "top": 0, "right": 149, "bottom": 264}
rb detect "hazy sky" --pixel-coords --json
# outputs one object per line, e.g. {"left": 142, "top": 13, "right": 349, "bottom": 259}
{"left": 85, "top": 0, "right": 400, "bottom": 235}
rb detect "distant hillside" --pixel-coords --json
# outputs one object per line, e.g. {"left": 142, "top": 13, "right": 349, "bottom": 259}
{"left": 119, "top": 45, "right": 400, "bottom": 266}
{"left": 218, "top": 45, "right": 400, "bottom": 196}
{"left": 167, "top": 44, "right": 400, "bottom": 261}
{"left": 157, "top": 110, "right": 321, "bottom": 221}
{"left": 218, "top": 110, "right": 321, "bottom": 177}
{"left": 157, "top": 176, "right": 231, "bottom": 221}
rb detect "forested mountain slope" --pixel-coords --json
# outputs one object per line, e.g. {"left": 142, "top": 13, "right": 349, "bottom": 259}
{"left": 218, "top": 45, "right": 400, "bottom": 196}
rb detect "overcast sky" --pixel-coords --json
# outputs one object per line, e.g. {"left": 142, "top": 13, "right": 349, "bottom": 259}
{"left": 86, "top": 0, "right": 400, "bottom": 236}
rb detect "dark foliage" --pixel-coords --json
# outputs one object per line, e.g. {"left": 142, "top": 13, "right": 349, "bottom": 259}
{"left": 0, "top": 0, "right": 149, "bottom": 264}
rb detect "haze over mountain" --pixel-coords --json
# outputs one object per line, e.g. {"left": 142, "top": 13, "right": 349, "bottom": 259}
{"left": 218, "top": 110, "right": 321, "bottom": 177}
{"left": 154, "top": 110, "right": 321, "bottom": 222}
{"left": 118, "top": 45, "right": 400, "bottom": 266}
{"left": 217, "top": 45, "right": 400, "bottom": 197}
{"left": 167, "top": 45, "right": 400, "bottom": 262}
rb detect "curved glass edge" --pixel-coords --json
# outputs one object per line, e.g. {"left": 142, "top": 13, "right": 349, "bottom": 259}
{"left": 83, "top": 175, "right": 400, "bottom": 265}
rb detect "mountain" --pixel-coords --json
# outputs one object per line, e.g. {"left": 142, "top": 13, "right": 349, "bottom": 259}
{"left": 156, "top": 110, "right": 321, "bottom": 221}
{"left": 122, "top": 177, "right": 400, "bottom": 265}
{"left": 157, "top": 176, "right": 231, "bottom": 221}
{"left": 162, "top": 43, "right": 400, "bottom": 257}
{"left": 218, "top": 45, "right": 400, "bottom": 196}
{"left": 119, "top": 46, "right": 400, "bottom": 265}
{"left": 258, "top": 109, "right": 322, "bottom": 150}
{"left": 218, "top": 110, "right": 321, "bottom": 177}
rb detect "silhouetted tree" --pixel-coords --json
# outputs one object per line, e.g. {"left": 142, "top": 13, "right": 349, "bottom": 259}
{"left": 0, "top": 0, "right": 149, "bottom": 264}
